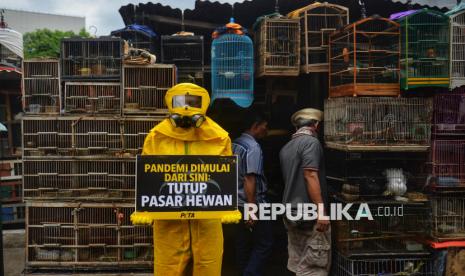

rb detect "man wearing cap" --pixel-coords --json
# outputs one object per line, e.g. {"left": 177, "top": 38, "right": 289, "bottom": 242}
{"left": 279, "top": 108, "right": 331, "bottom": 276}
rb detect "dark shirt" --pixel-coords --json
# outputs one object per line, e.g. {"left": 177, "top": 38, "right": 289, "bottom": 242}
{"left": 279, "top": 129, "right": 328, "bottom": 211}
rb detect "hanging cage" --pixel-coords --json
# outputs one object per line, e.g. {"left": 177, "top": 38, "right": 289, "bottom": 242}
{"left": 329, "top": 16, "right": 400, "bottom": 97}
{"left": 391, "top": 9, "right": 449, "bottom": 90}
{"left": 447, "top": 3, "right": 465, "bottom": 89}
{"left": 22, "top": 59, "right": 60, "bottom": 114}
{"left": 211, "top": 19, "right": 254, "bottom": 108}
{"left": 254, "top": 14, "right": 300, "bottom": 77}
{"left": 161, "top": 34, "right": 204, "bottom": 85}
{"left": 288, "top": 2, "right": 349, "bottom": 73}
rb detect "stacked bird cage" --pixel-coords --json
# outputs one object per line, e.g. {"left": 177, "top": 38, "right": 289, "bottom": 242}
{"left": 324, "top": 97, "right": 433, "bottom": 151}
{"left": 22, "top": 116, "right": 163, "bottom": 157}
{"left": 430, "top": 193, "right": 465, "bottom": 240}
{"left": 23, "top": 158, "right": 135, "bottom": 200}
{"left": 122, "top": 64, "right": 176, "bottom": 115}
{"left": 22, "top": 59, "right": 60, "bottom": 114}
{"left": 392, "top": 9, "right": 449, "bottom": 90}
{"left": 61, "top": 37, "right": 123, "bottom": 80}
{"left": 63, "top": 82, "right": 121, "bottom": 114}
{"left": 334, "top": 200, "right": 430, "bottom": 256}
{"left": 333, "top": 251, "right": 434, "bottom": 276}
{"left": 447, "top": 4, "right": 465, "bottom": 89}
{"left": 23, "top": 36, "right": 162, "bottom": 274}
{"left": 430, "top": 140, "right": 465, "bottom": 189}
{"left": 161, "top": 35, "right": 204, "bottom": 85}
{"left": 288, "top": 2, "right": 349, "bottom": 73}
{"left": 329, "top": 16, "right": 400, "bottom": 97}
{"left": 433, "top": 91, "right": 465, "bottom": 136}
{"left": 26, "top": 202, "right": 152, "bottom": 270}
{"left": 254, "top": 14, "right": 300, "bottom": 77}
{"left": 211, "top": 19, "right": 254, "bottom": 108}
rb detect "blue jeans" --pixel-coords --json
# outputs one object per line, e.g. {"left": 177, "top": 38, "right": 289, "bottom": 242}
{"left": 235, "top": 207, "right": 274, "bottom": 276}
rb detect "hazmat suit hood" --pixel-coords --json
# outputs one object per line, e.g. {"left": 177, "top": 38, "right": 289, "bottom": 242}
{"left": 151, "top": 83, "right": 229, "bottom": 141}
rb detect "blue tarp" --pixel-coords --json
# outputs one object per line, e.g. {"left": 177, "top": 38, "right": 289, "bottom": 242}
{"left": 111, "top": 24, "right": 157, "bottom": 38}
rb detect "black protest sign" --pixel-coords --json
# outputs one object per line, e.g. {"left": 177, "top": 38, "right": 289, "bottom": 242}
{"left": 136, "top": 155, "right": 238, "bottom": 212}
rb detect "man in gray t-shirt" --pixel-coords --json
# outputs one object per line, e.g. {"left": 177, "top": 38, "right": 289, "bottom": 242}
{"left": 279, "top": 108, "right": 331, "bottom": 276}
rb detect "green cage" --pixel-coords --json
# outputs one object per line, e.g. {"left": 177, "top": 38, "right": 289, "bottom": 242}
{"left": 392, "top": 9, "right": 450, "bottom": 90}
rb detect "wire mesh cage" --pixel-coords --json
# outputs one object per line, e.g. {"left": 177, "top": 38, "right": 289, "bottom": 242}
{"left": 329, "top": 16, "right": 400, "bottom": 97}
{"left": 392, "top": 9, "right": 449, "bottom": 90}
{"left": 123, "top": 64, "right": 176, "bottom": 115}
{"left": 324, "top": 97, "right": 432, "bottom": 150}
{"left": 161, "top": 35, "right": 204, "bottom": 70}
{"left": 448, "top": 5, "right": 465, "bottom": 89}
{"left": 254, "top": 15, "right": 300, "bottom": 77}
{"left": 211, "top": 31, "right": 254, "bottom": 108}
{"left": 430, "top": 194, "right": 465, "bottom": 240}
{"left": 23, "top": 158, "right": 135, "bottom": 200}
{"left": 61, "top": 37, "right": 123, "bottom": 80}
{"left": 64, "top": 82, "right": 121, "bottom": 114}
{"left": 433, "top": 91, "right": 465, "bottom": 136}
{"left": 334, "top": 201, "right": 430, "bottom": 257}
{"left": 430, "top": 140, "right": 465, "bottom": 188}
{"left": 26, "top": 202, "right": 152, "bottom": 269}
{"left": 22, "top": 59, "right": 60, "bottom": 114}
{"left": 287, "top": 2, "right": 348, "bottom": 73}
{"left": 333, "top": 251, "right": 434, "bottom": 276}
{"left": 326, "top": 150, "right": 429, "bottom": 201}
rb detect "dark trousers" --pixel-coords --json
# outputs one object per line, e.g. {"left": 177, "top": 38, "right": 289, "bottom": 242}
{"left": 235, "top": 208, "right": 274, "bottom": 276}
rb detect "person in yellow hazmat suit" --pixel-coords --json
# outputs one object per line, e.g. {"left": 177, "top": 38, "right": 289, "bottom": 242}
{"left": 136, "top": 83, "right": 234, "bottom": 276}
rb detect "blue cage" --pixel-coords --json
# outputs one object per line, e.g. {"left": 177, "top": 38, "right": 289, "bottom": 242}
{"left": 211, "top": 21, "right": 254, "bottom": 108}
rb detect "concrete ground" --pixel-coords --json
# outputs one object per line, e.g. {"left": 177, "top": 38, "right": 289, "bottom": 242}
{"left": 3, "top": 229, "right": 26, "bottom": 276}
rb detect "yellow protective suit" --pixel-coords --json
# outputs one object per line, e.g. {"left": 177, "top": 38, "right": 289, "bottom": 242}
{"left": 134, "top": 83, "right": 234, "bottom": 276}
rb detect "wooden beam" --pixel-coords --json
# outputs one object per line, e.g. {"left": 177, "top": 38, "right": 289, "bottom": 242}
{"left": 142, "top": 14, "right": 218, "bottom": 30}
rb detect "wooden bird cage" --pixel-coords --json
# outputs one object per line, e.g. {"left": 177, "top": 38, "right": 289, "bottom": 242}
{"left": 211, "top": 22, "right": 254, "bottom": 108}
{"left": 61, "top": 37, "right": 123, "bottom": 80}
{"left": 26, "top": 202, "right": 153, "bottom": 270}
{"left": 22, "top": 116, "right": 162, "bottom": 157}
{"left": 288, "top": 2, "right": 348, "bottom": 73}
{"left": 329, "top": 16, "right": 400, "bottom": 97}
{"left": 23, "top": 158, "right": 135, "bottom": 200}
{"left": 430, "top": 140, "right": 465, "bottom": 189}
{"left": 392, "top": 9, "right": 449, "bottom": 90}
{"left": 254, "top": 15, "right": 300, "bottom": 77}
{"left": 324, "top": 97, "right": 432, "bottom": 151}
{"left": 433, "top": 91, "right": 465, "bottom": 136}
{"left": 447, "top": 4, "right": 465, "bottom": 89}
{"left": 64, "top": 82, "right": 121, "bottom": 114}
{"left": 122, "top": 64, "right": 176, "bottom": 115}
{"left": 22, "top": 59, "right": 60, "bottom": 114}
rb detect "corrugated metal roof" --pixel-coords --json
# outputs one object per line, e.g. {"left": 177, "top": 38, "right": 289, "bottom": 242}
{"left": 391, "top": 0, "right": 458, "bottom": 9}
